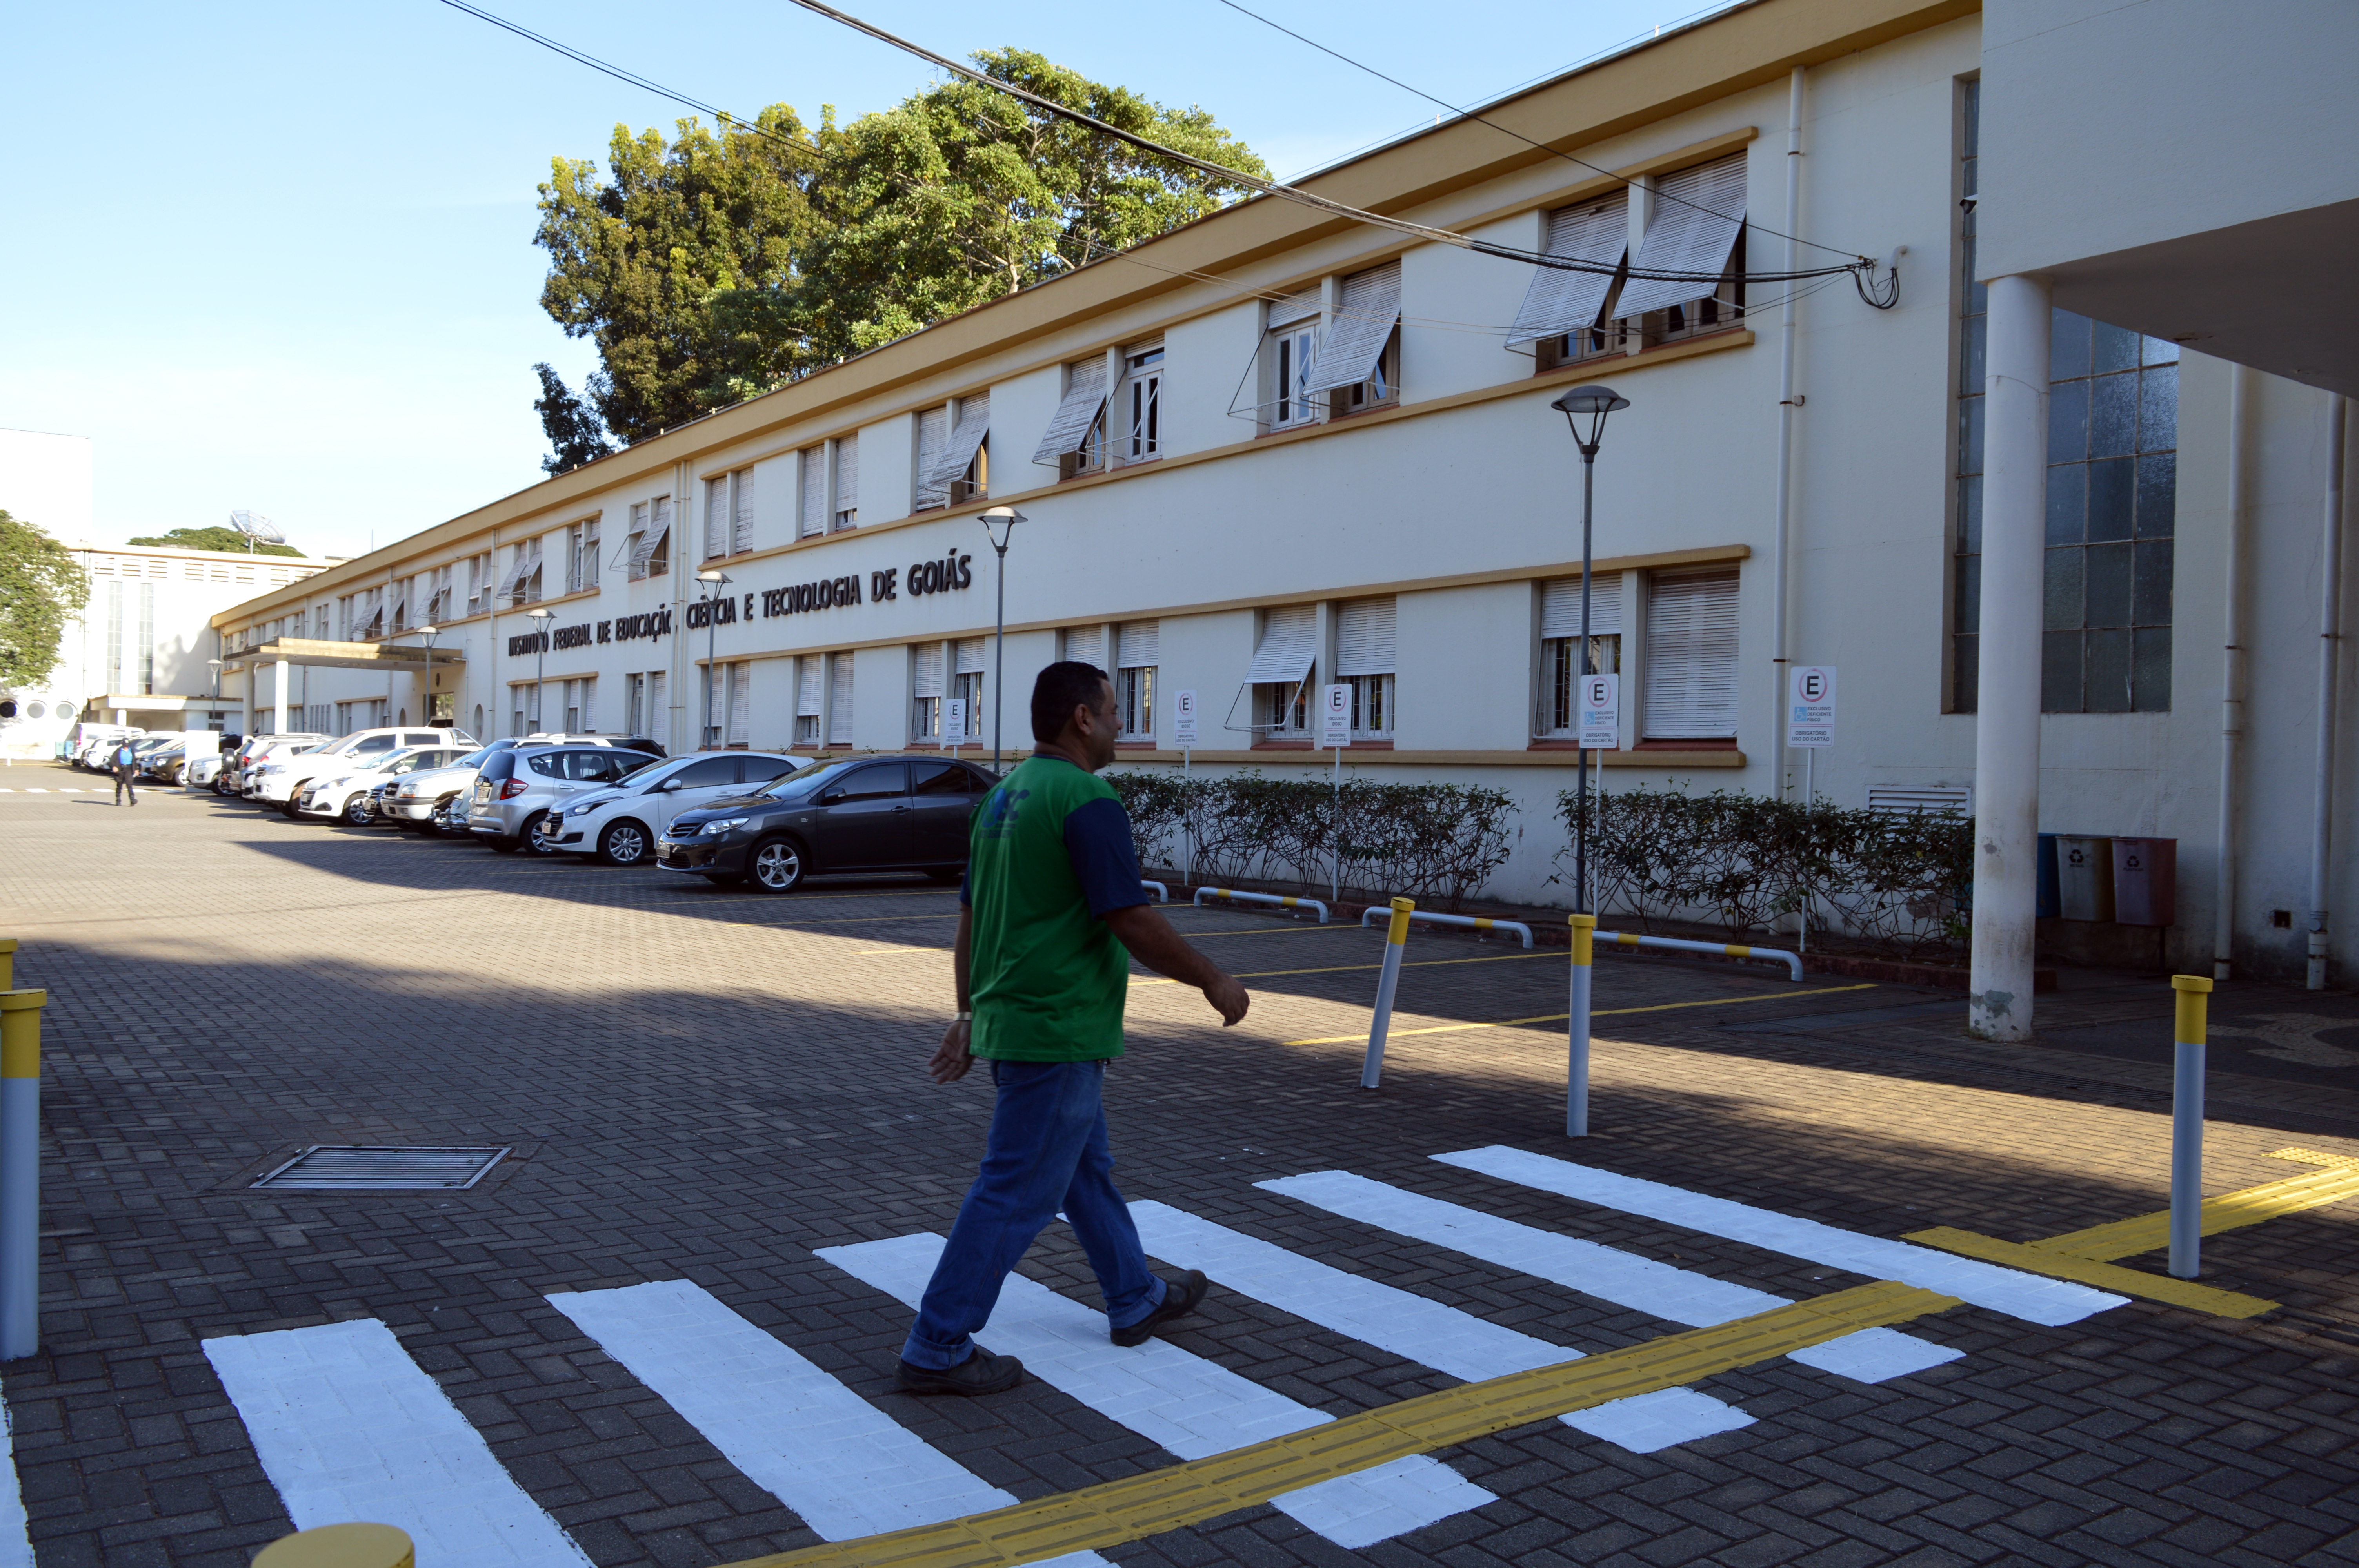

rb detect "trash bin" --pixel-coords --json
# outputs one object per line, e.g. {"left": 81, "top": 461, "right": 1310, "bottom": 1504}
{"left": 2058, "top": 835, "right": 2114, "bottom": 922}
{"left": 2112, "top": 837, "right": 2177, "bottom": 927}
{"left": 2037, "top": 833, "right": 2060, "bottom": 920}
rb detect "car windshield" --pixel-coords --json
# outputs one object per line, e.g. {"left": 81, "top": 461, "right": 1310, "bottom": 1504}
{"left": 615, "top": 757, "right": 671, "bottom": 786}
{"left": 294, "top": 741, "right": 337, "bottom": 755}
{"left": 762, "top": 758, "right": 849, "bottom": 798}
{"left": 451, "top": 748, "right": 489, "bottom": 767}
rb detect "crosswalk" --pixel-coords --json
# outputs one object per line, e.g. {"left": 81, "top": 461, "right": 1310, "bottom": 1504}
{"left": 151, "top": 1155, "right": 2113, "bottom": 1565}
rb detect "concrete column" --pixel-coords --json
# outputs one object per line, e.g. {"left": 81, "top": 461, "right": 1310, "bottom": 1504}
{"left": 1968, "top": 273, "right": 2052, "bottom": 1041}
{"left": 274, "top": 659, "right": 291, "bottom": 735}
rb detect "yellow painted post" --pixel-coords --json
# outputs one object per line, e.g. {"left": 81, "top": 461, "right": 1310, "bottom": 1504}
{"left": 252, "top": 1522, "right": 415, "bottom": 1568}
{"left": 0, "top": 941, "right": 13, "bottom": 990}
{"left": 1359, "top": 898, "right": 1415, "bottom": 1088}
{"left": 0, "top": 989, "right": 43, "bottom": 1359}
{"left": 2170, "top": 974, "right": 2212, "bottom": 1279}
{"left": 1567, "top": 915, "right": 1596, "bottom": 1136}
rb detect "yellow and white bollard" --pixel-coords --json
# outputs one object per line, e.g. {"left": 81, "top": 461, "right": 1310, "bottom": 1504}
{"left": 2170, "top": 974, "right": 2211, "bottom": 1279}
{"left": 253, "top": 1522, "right": 415, "bottom": 1568}
{"left": 1359, "top": 898, "right": 1415, "bottom": 1089}
{"left": 1567, "top": 915, "right": 1595, "bottom": 1137}
{"left": 0, "top": 989, "right": 42, "bottom": 1359}
{"left": 0, "top": 940, "right": 14, "bottom": 990}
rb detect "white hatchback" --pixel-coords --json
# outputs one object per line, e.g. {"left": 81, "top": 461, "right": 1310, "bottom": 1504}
{"left": 554, "top": 750, "right": 809, "bottom": 866}
{"left": 296, "top": 745, "right": 477, "bottom": 824}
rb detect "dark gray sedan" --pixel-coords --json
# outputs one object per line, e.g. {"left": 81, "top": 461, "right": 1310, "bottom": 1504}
{"left": 654, "top": 754, "right": 998, "bottom": 892}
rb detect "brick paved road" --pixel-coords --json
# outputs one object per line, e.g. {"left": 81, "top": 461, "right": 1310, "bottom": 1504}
{"left": 3, "top": 768, "right": 2357, "bottom": 1567}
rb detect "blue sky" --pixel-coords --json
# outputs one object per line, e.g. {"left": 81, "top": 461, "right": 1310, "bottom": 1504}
{"left": 2, "top": 0, "right": 1719, "bottom": 559}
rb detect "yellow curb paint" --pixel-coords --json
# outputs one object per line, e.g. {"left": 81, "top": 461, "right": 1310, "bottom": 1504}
{"left": 1901, "top": 1227, "right": 2276, "bottom": 1318}
{"left": 0, "top": 939, "right": 14, "bottom": 990}
{"left": 712, "top": 1281, "right": 1958, "bottom": 1568}
{"left": 2022, "top": 1160, "right": 2359, "bottom": 1263}
{"left": 1279, "top": 984, "right": 1877, "bottom": 1047}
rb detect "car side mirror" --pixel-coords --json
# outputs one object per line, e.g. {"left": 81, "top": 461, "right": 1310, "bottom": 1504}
{"left": 818, "top": 787, "right": 845, "bottom": 805}
{"left": 660, "top": 777, "right": 684, "bottom": 791}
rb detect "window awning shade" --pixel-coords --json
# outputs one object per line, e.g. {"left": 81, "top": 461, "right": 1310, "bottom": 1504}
{"left": 1507, "top": 194, "right": 1629, "bottom": 347}
{"left": 1032, "top": 363, "right": 1107, "bottom": 465}
{"left": 954, "top": 636, "right": 986, "bottom": 675}
{"left": 914, "top": 407, "right": 949, "bottom": 509}
{"left": 927, "top": 394, "right": 990, "bottom": 490}
{"left": 1334, "top": 598, "right": 1396, "bottom": 677}
{"left": 1117, "top": 620, "right": 1159, "bottom": 668}
{"left": 629, "top": 500, "right": 671, "bottom": 575}
{"left": 799, "top": 447, "right": 825, "bottom": 537}
{"left": 1246, "top": 604, "right": 1317, "bottom": 684}
{"left": 834, "top": 437, "right": 858, "bottom": 516}
{"left": 1266, "top": 292, "right": 1321, "bottom": 328}
{"left": 1614, "top": 154, "right": 1748, "bottom": 322}
{"left": 1063, "top": 625, "right": 1105, "bottom": 670}
{"left": 829, "top": 652, "right": 854, "bottom": 743}
{"left": 1643, "top": 569, "right": 1741, "bottom": 739}
{"left": 912, "top": 641, "right": 945, "bottom": 698}
{"left": 705, "top": 475, "right": 731, "bottom": 558}
{"left": 731, "top": 471, "right": 753, "bottom": 553}
{"left": 1301, "top": 262, "right": 1401, "bottom": 396}
{"left": 1540, "top": 573, "right": 1624, "bottom": 639}
{"left": 494, "top": 551, "right": 533, "bottom": 598}
{"left": 796, "top": 655, "right": 823, "bottom": 717}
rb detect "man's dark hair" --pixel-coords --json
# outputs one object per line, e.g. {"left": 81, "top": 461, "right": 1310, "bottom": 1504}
{"left": 1032, "top": 661, "right": 1110, "bottom": 743}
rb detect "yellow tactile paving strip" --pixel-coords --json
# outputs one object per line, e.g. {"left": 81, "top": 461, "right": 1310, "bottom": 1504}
{"left": 713, "top": 1280, "right": 1960, "bottom": 1568}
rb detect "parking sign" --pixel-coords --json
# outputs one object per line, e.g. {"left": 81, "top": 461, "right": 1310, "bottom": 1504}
{"left": 944, "top": 697, "right": 966, "bottom": 746}
{"left": 1788, "top": 666, "right": 1836, "bottom": 748}
{"left": 1578, "top": 673, "right": 1619, "bottom": 749}
{"left": 1319, "top": 684, "right": 1352, "bottom": 748}
{"left": 1172, "top": 688, "right": 1198, "bottom": 748}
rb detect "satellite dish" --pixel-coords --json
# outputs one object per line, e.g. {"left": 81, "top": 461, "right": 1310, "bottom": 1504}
{"left": 228, "top": 510, "right": 286, "bottom": 544}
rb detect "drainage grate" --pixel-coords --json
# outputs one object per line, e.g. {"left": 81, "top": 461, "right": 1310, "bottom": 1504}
{"left": 249, "top": 1145, "right": 510, "bottom": 1192}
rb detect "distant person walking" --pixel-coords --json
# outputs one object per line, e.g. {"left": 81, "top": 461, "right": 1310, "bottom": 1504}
{"left": 112, "top": 741, "right": 138, "bottom": 806}
{"left": 896, "top": 662, "right": 1250, "bottom": 1395}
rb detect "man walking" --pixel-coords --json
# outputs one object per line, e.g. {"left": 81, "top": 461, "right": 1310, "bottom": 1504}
{"left": 112, "top": 739, "right": 138, "bottom": 806}
{"left": 897, "top": 661, "right": 1250, "bottom": 1395}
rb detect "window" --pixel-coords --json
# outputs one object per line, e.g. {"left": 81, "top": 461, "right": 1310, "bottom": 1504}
{"left": 831, "top": 762, "right": 907, "bottom": 802}
{"left": 795, "top": 655, "right": 824, "bottom": 746}
{"left": 1512, "top": 194, "right": 1631, "bottom": 370}
{"left": 1243, "top": 604, "right": 1316, "bottom": 737}
{"left": 833, "top": 436, "right": 859, "bottom": 531}
{"left": 725, "top": 662, "right": 750, "bottom": 747}
{"left": 1061, "top": 624, "right": 1106, "bottom": 670}
{"left": 1262, "top": 295, "right": 1321, "bottom": 430}
{"left": 1643, "top": 570, "right": 1740, "bottom": 740}
{"left": 798, "top": 446, "right": 826, "bottom": 539}
{"left": 138, "top": 583, "right": 155, "bottom": 692}
{"left": 628, "top": 497, "right": 672, "bottom": 581}
{"left": 912, "top": 760, "right": 978, "bottom": 795}
{"left": 1116, "top": 621, "right": 1158, "bottom": 740}
{"left": 828, "top": 651, "right": 854, "bottom": 744}
{"left": 566, "top": 519, "right": 599, "bottom": 593}
{"left": 465, "top": 552, "right": 489, "bottom": 616}
{"left": 562, "top": 677, "right": 595, "bottom": 733}
{"left": 1120, "top": 345, "right": 1163, "bottom": 462}
{"left": 647, "top": 671, "right": 665, "bottom": 739}
{"left": 675, "top": 755, "right": 739, "bottom": 788}
{"left": 1303, "top": 262, "right": 1402, "bottom": 414}
{"left": 510, "top": 684, "right": 542, "bottom": 737}
{"left": 912, "top": 641, "right": 945, "bottom": 740}
{"left": 1334, "top": 597, "right": 1395, "bottom": 739}
{"left": 703, "top": 472, "right": 751, "bottom": 559}
{"left": 520, "top": 538, "right": 544, "bottom": 605}
{"left": 1036, "top": 360, "right": 1110, "bottom": 479}
{"left": 914, "top": 407, "right": 949, "bottom": 511}
{"left": 314, "top": 606, "right": 329, "bottom": 638}
{"left": 705, "top": 474, "right": 730, "bottom": 560}
{"left": 1614, "top": 155, "right": 1747, "bottom": 347}
{"left": 1537, "top": 574, "right": 1623, "bottom": 737}
{"left": 944, "top": 393, "right": 989, "bottom": 503}
{"left": 951, "top": 637, "right": 985, "bottom": 742}
{"left": 625, "top": 673, "right": 647, "bottom": 737}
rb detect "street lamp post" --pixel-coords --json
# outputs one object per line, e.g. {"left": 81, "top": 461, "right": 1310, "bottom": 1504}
{"left": 1549, "top": 385, "right": 1631, "bottom": 916}
{"left": 696, "top": 569, "right": 731, "bottom": 748}
{"left": 527, "top": 607, "right": 553, "bottom": 736}
{"left": 979, "top": 508, "right": 1025, "bottom": 772}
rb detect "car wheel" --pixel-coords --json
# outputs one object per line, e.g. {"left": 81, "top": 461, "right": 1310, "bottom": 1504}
{"left": 598, "top": 819, "right": 650, "bottom": 867}
{"left": 523, "top": 813, "right": 561, "bottom": 856}
{"left": 344, "top": 795, "right": 373, "bottom": 826}
{"left": 925, "top": 866, "right": 963, "bottom": 885}
{"left": 486, "top": 835, "right": 522, "bottom": 853}
{"left": 280, "top": 799, "right": 302, "bottom": 818}
{"left": 746, "top": 835, "right": 805, "bottom": 895}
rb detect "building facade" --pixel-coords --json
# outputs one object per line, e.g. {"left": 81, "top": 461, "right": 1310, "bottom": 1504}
{"left": 211, "top": 0, "right": 2359, "bottom": 1007}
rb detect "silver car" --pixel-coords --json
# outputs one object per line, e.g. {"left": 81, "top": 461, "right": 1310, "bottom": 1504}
{"left": 466, "top": 743, "right": 660, "bottom": 854}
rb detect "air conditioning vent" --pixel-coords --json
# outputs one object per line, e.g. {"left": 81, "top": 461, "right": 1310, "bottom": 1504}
{"left": 1863, "top": 784, "right": 1972, "bottom": 817}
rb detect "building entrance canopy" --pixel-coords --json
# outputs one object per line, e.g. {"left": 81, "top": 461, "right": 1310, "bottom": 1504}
{"left": 220, "top": 638, "right": 467, "bottom": 674}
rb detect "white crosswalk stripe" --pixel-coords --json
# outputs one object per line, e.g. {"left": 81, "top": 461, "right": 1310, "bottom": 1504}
{"left": 1261, "top": 1171, "right": 1965, "bottom": 1385}
{"left": 547, "top": 1279, "right": 1109, "bottom": 1564}
{"left": 0, "top": 1401, "right": 33, "bottom": 1568}
{"left": 818, "top": 1232, "right": 1499, "bottom": 1550}
{"left": 1434, "top": 1145, "right": 2126, "bottom": 1326}
{"left": 1129, "top": 1200, "right": 1755, "bottom": 1452}
{"left": 202, "top": 1319, "right": 593, "bottom": 1567}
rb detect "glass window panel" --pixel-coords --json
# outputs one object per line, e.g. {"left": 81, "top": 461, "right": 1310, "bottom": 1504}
{"left": 2042, "top": 630, "right": 2083, "bottom": 712}
{"left": 2085, "top": 541, "right": 2133, "bottom": 627}
{"left": 2136, "top": 453, "right": 2177, "bottom": 538}
{"left": 2085, "top": 628, "right": 2132, "bottom": 712}
{"left": 2093, "top": 321, "right": 2141, "bottom": 376}
{"left": 2142, "top": 335, "right": 2181, "bottom": 367}
{"left": 2048, "top": 379, "right": 2088, "bottom": 463}
{"left": 1959, "top": 394, "right": 1985, "bottom": 475}
{"left": 1957, "top": 475, "right": 1983, "bottom": 555}
{"left": 2044, "top": 546, "right": 2085, "bottom": 631}
{"left": 2090, "top": 373, "right": 2137, "bottom": 458}
{"left": 1959, "top": 313, "right": 1986, "bottom": 396}
{"left": 2087, "top": 458, "right": 2135, "bottom": 541}
{"left": 2139, "top": 364, "right": 2179, "bottom": 453}
{"left": 2049, "top": 309, "right": 2092, "bottom": 382}
{"left": 1952, "top": 633, "right": 1978, "bottom": 713}
{"left": 1955, "top": 550, "right": 1981, "bottom": 632}
{"left": 2046, "top": 464, "right": 2086, "bottom": 545}
{"left": 2132, "top": 627, "right": 2172, "bottom": 711}
{"left": 2134, "top": 539, "right": 2174, "bottom": 626}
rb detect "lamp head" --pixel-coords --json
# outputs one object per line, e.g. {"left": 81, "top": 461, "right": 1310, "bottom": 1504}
{"left": 1551, "top": 383, "right": 1630, "bottom": 455}
{"left": 980, "top": 505, "right": 1026, "bottom": 550}
{"left": 207, "top": 658, "right": 222, "bottom": 670}
{"left": 696, "top": 568, "right": 727, "bottom": 583}
{"left": 527, "top": 608, "right": 553, "bottom": 622}
{"left": 418, "top": 624, "right": 437, "bottom": 639}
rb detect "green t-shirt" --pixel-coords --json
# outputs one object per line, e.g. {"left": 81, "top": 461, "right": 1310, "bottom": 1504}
{"left": 967, "top": 754, "right": 1145, "bottom": 1062}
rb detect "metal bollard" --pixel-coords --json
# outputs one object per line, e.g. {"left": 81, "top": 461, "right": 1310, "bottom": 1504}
{"left": 2170, "top": 974, "right": 2211, "bottom": 1279}
{"left": 0, "top": 940, "right": 13, "bottom": 990}
{"left": 1567, "top": 915, "right": 1595, "bottom": 1137}
{"left": 0, "top": 989, "right": 42, "bottom": 1359}
{"left": 253, "top": 1522, "right": 414, "bottom": 1568}
{"left": 1359, "top": 898, "right": 1415, "bottom": 1089}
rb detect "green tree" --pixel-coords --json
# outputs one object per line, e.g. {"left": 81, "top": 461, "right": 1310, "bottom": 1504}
{"left": 0, "top": 510, "right": 91, "bottom": 689}
{"left": 533, "top": 363, "right": 616, "bottom": 475}
{"left": 125, "top": 525, "right": 303, "bottom": 557}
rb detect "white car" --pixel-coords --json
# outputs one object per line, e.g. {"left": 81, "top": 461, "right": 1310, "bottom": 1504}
{"left": 552, "top": 750, "right": 809, "bottom": 866}
{"left": 251, "top": 727, "right": 474, "bottom": 815}
{"left": 296, "top": 744, "right": 477, "bottom": 824}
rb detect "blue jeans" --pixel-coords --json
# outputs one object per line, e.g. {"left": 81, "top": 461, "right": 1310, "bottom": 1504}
{"left": 900, "top": 1059, "right": 1166, "bottom": 1369}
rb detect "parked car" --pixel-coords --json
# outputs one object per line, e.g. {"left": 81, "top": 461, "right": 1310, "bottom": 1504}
{"left": 228, "top": 734, "right": 332, "bottom": 796}
{"left": 140, "top": 744, "right": 187, "bottom": 782}
{"left": 553, "top": 750, "right": 809, "bottom": 866}
{"left": 71, "top": 726, "right": 142, "bottom": 768}
{"left": 466, "top": 743, "right": 661, "bottom": 854}
{"left": 656, "top": 755, "right": 995, "bottom": 893}
{"left": 185, "top": 753, "right": 227, "bottom": 789}
{"left": 251, "top": 727, "right": 474, "bottom": 816}
{"left": 378, "top": 734, "right": 653, "bottom": 835}
{"left": 297, "top": 745, "right": 476, "bottom": 824}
